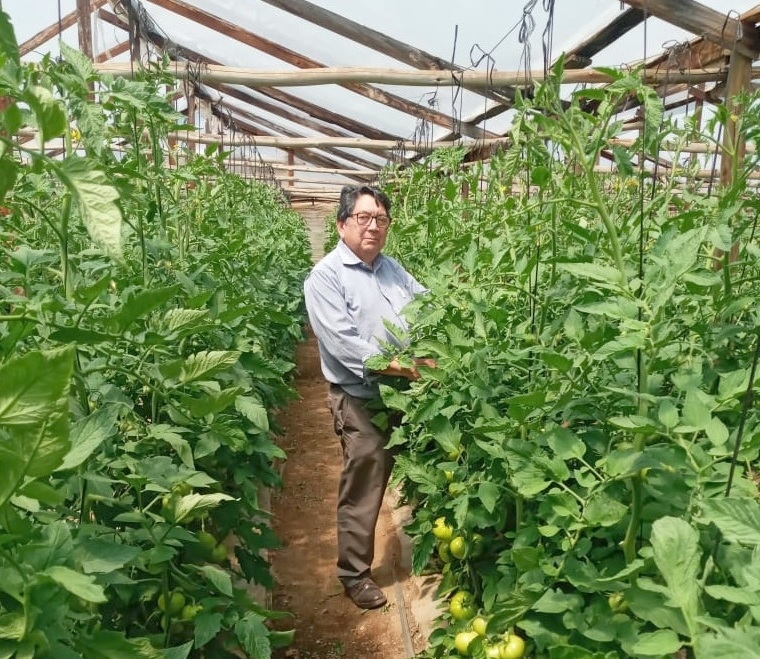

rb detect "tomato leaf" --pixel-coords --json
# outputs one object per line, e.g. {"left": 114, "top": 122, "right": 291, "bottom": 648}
{"left": 0, "top": 347, "right": 74, "bottom": 508}
{"left": 110, "top": 284, "right": 181, "bottom": 333}
{"left": 58, "top": 405, "right": 119, "bottom": 471}
{"left": 699, "top": 498, "right": 760, "bottom": 546}
{"left": 477, "top": 482, "right": 499, "bottom": 514}
{"left": 57, "top": 157, "right": 123, "bottom": 261}
{"left": 235, "top": 612, "right": 270, "bottom": 659}
{"left": 43, "top": 566, "right": 107, "bottom": 603}
{"left": 696, "top": 628, "right": 760, "bottom": 659}
{"left": 198, "top": 564, "right": 233, "bottom": 596}
{"left": 650, "top": 517, "right": 701, "bottom": 633}
{"left": 75, "top": 630, "right": 165, "bottom": 658}
{"left": 179, "top": 350, "right": 241, "bottom": 384}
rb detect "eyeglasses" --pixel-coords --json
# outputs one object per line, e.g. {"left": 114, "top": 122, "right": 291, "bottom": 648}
{"left": 347, "top": 212, "right": 391, "bottom": 228}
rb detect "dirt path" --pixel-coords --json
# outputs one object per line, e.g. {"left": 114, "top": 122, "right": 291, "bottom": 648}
{"left": 268, "top": 202, "right": 432, "bottom": 658}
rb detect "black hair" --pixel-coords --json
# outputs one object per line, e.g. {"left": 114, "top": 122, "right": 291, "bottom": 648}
{"left": 337, "top": 185, "right": 392, "bottom": 222}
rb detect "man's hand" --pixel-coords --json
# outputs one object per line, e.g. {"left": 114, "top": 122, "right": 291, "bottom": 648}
{"left": 383, "top": 357, "right": 438, "bottom": 381}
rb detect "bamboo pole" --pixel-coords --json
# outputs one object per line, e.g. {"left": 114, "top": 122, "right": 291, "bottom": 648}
{"left": 92, "top": 63, "right": 752, "bottom": 87}
{"left": 608, "top": 138, "right": 756, "bottom": 154}
{"left": 168, "top": 132, "right": 509, "bottom": 151}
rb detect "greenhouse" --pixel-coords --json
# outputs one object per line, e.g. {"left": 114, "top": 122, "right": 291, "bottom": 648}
{"left": 2, "top": 1, "right": 760, "bottom": 658}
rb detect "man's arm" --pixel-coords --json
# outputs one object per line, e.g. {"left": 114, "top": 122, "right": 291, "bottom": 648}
{"left": 304, "top": 267, "right": 381, "bottom": 383}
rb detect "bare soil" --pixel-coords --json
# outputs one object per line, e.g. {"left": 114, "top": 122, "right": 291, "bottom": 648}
{"left": 270, "top": 335, "right": 425, "bottom": 659}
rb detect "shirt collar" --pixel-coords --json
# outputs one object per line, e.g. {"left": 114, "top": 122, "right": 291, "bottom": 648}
{"left": 337, "top": 239, "right": 386, "bottom": 271}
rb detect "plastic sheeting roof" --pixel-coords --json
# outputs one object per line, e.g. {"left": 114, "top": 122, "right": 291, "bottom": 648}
{"left": 5, "top": 1, "right": 760, "bottom": 191}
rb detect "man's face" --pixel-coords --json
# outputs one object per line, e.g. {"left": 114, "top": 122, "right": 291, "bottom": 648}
{"left": 337, "top": 193, "right": 389, "bottom": 265}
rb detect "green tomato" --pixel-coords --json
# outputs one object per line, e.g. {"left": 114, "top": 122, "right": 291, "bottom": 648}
{"left": 485, "top": 643, "right": 502, "bottom": 659}
{"left": 471, "top": 616, "right": 488, "bottom": 635}
{"left": 499, "top": 634, "right": 525, "bottom": 659}
{"left": 447, "top": 447, "right": 462, "bottom": 461}
{"left": 449, "top": 536, "right": 468, "bottom": 560}
{"left": 157, "top": 591, "right": 186, "bottom": 616}
{"left": 210, "top": 543, "right": 228, "bottom": 564}
{"left": 449, "top": 590, "right": 476, "bottom": 621}
{"left": 197, "top": 530, "right": 217, "bottom": 555}
{"left": 469, "top": 533, "right": 485, "bottom": 558}
{"left": 432, "top": 517, "right": 455, "bottom": 541}
{"left": 448, "top": 482, "right": 466, "bottom": 496}
{"left": 608, "top": 592, "right": 628, "bottom": 613}
{"left": 438, "top": 541, "right": 452, "bottom": 563}
{"left": 454, "top": 630, "right": 478, "bottom": 656}
{"left": 181, "top": 604, "right": 203, "bottom": 621}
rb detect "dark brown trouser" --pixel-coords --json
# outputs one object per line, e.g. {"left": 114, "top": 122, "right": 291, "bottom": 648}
{"left": 328, "top": 384, "right": 395, "bottom": 587}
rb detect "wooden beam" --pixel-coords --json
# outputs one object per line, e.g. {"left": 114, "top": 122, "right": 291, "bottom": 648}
{"left": 264, "top": 163, "right": 379, "bottom": 175}
{"left": 99, "top": 7, "right": 400, "bottom": 169}
{"left": 608, "top": 138, "right": 756, "bottom": 154}
{"left": 19, "top": 0, "right": 108, "bottom": 55}
{"left": 205, "top": 114, "right": 373, "bottom": 172}
{"left": 94, "top": 39, "right": 130, "bottom": 62}
{"left": 622, "top": 0, "right": 760, "bottom": 59}
{"left": 720, "top": 52, "right": 753, "bottom": 184}
{"left": 168, "top": 132, "right": 509, "bottom": 151}
{"left": 208, "top": 82, "right": 397, "bottom": 142}
{"left": 76, "top": 0, "right": 93, "bottom": 58}
{"left": 143, "top": 0, "right": 496, "bottom": 140}
{"left": 561, "top": 7, "right": 646, "bottom": 69}
{"left": 98, "top": 8, "right": 403, "bottom": 144}
{"left": 260, "top": 0, "right": 519, "bottom": 107}
{"left": 93, "top": 63, "right": 746, "bottom": 87}
{"left": 209, "top": 100, "right": 386, "bottom": 170}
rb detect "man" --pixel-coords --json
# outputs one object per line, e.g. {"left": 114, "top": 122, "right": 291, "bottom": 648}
{"left": 304, "top": 184, "right": 433, "bottom": 609}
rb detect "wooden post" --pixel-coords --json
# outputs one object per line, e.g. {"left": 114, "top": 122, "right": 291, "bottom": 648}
{"left": 76, "top": 0, "right": 93, "bottom": 58}
{"left": 287, "top": 149, "right": 295, "bottom": 188}
{"left": 690, "top": 84, "right": 705, "bottom": 167}
{"left": 716, "top": 50, "right": 752, "bottom": 267}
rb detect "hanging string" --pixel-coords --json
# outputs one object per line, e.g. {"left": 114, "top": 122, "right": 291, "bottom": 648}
{"left": 56, "top": 0, "right": 64, "bottom": 60}
{"left": 518, "top": 0, "right": 539, "bottom": 85}
{"left": 449, "top": 26, "right": 463, "bottom": 145}
{"left": 541, "top": 0, "right": 555, "bottom": 76}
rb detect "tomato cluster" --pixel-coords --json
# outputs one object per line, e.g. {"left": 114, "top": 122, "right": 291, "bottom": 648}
{"left": 453, "top": 624, "right": 526, "bottom": 658}
{"left": 432, "top": 517, "right": 484, "bottom": 564}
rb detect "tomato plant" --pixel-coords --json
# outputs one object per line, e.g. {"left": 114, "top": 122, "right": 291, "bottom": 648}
{"left": 379, "top": 58, "right": 760, "bottom": 659}
{"left": 0, "top": 12, "right": 305, "bottom": 657}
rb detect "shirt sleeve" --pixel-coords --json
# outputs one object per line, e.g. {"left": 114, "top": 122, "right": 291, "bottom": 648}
{"left": 304, "top": 265, "right": 381, "bottom": 383}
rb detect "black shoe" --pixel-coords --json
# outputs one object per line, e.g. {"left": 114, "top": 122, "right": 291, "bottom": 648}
{"left": 344, "top": 578, "right": 387, "bottom": 609}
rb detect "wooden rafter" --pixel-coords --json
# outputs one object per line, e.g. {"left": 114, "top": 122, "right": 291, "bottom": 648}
{"left": 203, "top": 112, "right": 375, "bottom": 174}
{"left": 645, "top": 4, "right": 760, "bottom": 71}
{"left": 19, "top": 0, "right": 108, "bottom": 56}
{"left": 95, "top": 39, "right": 130, "bottom": 63}
{"left": 622, "top": 0, "right": 760, "bottom": 59}
{"left": 209, "top": 83, "right": 396, "bottom": 143}
{"left": 260, "top": 0, "right": 519, "bottom": 108}
{"left": 208, "top": 100, "right": 387, "bottom": 172}
{"left": 560, "top": 7, "right": 646, "bottom": 69}
{"left": 143, "top": 0, "right": 497, "bottom": 140}
{"left": 98, "top": 7, "right": 402, "bottom": 166}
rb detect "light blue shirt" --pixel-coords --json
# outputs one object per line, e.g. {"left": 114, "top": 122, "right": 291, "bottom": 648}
{"left": 304, "top": 240, "right": 426, "bottom": 399}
